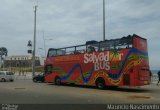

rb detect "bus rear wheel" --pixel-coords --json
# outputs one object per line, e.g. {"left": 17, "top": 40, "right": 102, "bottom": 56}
{"left": 55, "top": 77, "right": 61, "bottom": 85}
{"left": 96, "top": 78, "right": 105, "bottom": 89}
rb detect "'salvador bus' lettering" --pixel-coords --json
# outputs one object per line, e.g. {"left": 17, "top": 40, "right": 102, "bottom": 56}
{"left": 84, "top": 52, "right": 124, "bottom": 71}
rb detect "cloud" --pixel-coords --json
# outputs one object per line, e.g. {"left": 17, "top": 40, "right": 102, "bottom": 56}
{"left": 0, "top": 0, "right": 159, "bottom": 69}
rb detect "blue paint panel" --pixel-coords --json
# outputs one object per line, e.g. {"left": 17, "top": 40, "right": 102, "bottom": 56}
{"left": 61, "top": 64, "right": 94, "bottom": 83}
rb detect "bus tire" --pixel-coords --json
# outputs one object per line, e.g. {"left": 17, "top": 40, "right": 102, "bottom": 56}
{"left": 55, "top": 77, "right": 61, "bottom": 85}
{"left": 33, "top": 78, "right": 37, "bottom": 83}
{"left": 96, "top": 77, "right": 105, "bottom": 89}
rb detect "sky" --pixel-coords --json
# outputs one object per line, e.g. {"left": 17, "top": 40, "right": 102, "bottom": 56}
{"left": 0, "top": 0, "right": 159, "bottom": 70}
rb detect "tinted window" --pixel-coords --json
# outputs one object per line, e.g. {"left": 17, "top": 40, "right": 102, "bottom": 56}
{"left": 10, "top": 72, "right": 14, "bottom": 75}
{"left": 57, "top": 50, "right": 65, "bottom": 56}
{"left": 6, "top": 72, "right": 10, "bottom": 75}
{"left": 6, "top": 72, "right": 14, "bottom": 75}
{"left": 0, "top": 72, "right": 5, "bottom": 75}
{"left": 48, "top": 50, "right": 56, "bottom": 57}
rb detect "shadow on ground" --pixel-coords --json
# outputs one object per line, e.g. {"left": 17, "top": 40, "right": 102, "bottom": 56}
{"left": 47, "top": 83, "right": 151, "bottom": 93}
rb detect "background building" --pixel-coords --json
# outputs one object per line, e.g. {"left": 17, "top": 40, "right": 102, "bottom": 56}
{"left": 4, "top": 55, "right": 43, "bottom": 68}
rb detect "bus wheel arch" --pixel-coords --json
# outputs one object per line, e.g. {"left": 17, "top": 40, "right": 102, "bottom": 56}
{"left": 54, "top": 76, "right": 61, "bottom": 85}
{"left": 95, "top": 77, "right": 106, "bottom": 89}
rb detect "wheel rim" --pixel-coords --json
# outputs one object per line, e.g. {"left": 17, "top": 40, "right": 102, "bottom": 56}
{"left": 96, "top": 79, "right": 105, "bottom": 89}
{"left": 97, "top": 82, "right": 104, "bottom": 89}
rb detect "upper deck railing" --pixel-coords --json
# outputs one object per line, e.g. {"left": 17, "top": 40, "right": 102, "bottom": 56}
{"left": 47, "top": 34, "right": 144, "bottom": 57}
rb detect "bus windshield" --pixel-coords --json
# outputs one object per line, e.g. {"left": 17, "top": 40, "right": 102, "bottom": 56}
{"left": 48, "top": 49, "right": 65, "bottom": 57}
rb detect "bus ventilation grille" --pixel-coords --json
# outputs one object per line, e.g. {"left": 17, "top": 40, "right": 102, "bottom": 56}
{"left": 123, "top": 74, "right": 130, "bottom": 85}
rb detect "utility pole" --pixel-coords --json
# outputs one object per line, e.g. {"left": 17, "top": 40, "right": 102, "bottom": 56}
{"left": 32, "top": 5, "right": 38, "bottom": 77}
{"left": 42, "top": 31, "right": 47, "bottom": 57}
{"left": 103, "top": 0, "right": 106, "bottom": 41}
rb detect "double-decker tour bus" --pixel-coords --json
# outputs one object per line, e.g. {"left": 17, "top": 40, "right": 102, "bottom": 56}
{"left": 44, "top": 34, "right": 150, "bottom": 89}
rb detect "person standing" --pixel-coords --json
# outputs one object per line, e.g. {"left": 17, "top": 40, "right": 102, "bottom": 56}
{"left": 157, "top": 70, "right": 160, "bottom": 85}
{"left": 150, "top": 70, "right": 152, "bottom": 81}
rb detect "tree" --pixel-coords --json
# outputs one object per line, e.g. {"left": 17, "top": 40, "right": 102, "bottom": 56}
{"left": 0, "top": 47, "right": 8, "bottom": 68}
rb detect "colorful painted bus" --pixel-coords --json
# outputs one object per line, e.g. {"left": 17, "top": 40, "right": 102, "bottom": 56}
{"left": 44, "top": 34, "right": 150, "bottom": 89}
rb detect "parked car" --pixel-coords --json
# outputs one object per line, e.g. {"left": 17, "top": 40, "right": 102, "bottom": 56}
{"left": 33, "top": 73, "right": 45, "bottom": 82}
{"left": 0, "top": 71, "right": 14, "bottom": 82}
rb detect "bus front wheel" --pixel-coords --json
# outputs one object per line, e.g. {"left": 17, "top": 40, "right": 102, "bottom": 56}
{"left": 96, "top": 78, "right": 105, "bottom": 89}
{"left": 55, "top": 77, "right": 61, "bottom": 85}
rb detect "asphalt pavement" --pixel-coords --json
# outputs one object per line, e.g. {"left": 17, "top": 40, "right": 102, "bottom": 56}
{"left": 0, "top": 78, "right": 160, "bottom": 104}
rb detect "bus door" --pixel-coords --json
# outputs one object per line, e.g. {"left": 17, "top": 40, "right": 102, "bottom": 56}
{"left": 138, "top": 67, "right": 150, "bottom": 85}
